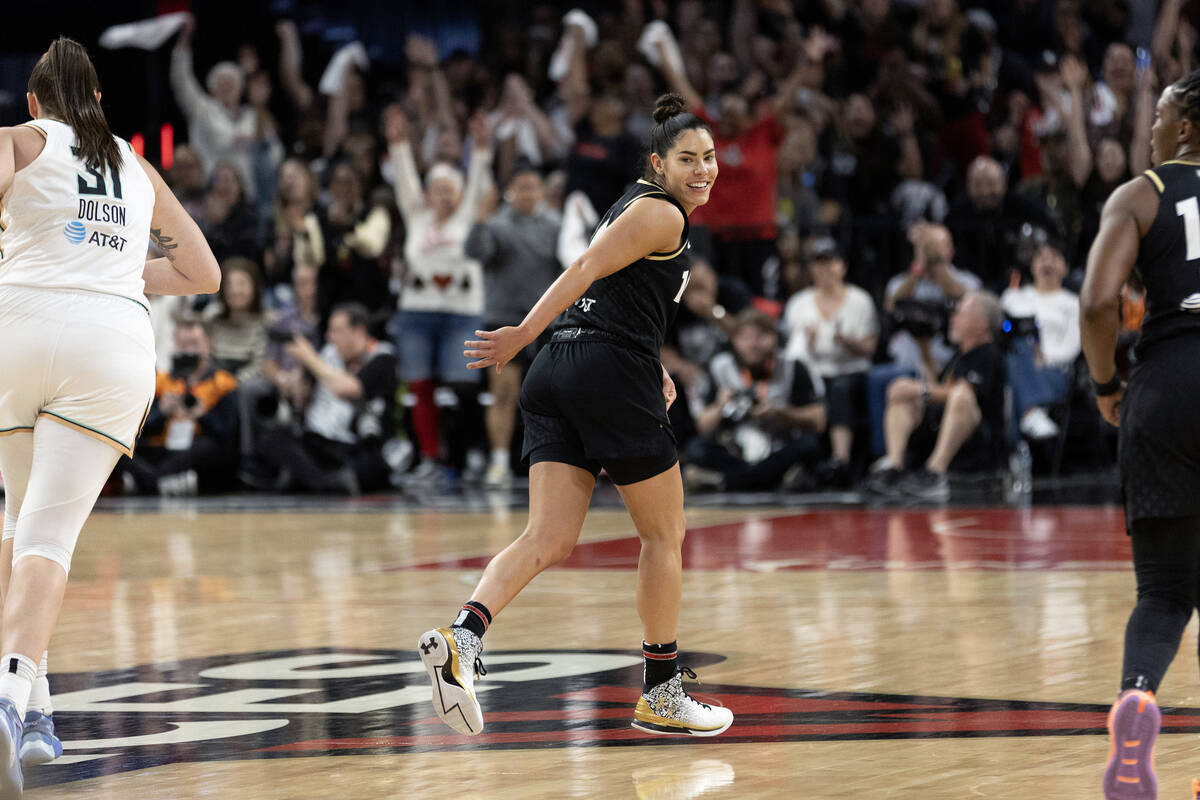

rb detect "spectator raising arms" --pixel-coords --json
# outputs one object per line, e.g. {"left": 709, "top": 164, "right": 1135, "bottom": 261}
{"left": 386, "top": 105, "right": 494, "bottom": 480}
{"left": 170, "top": 14, "right": 256, "bottom": 196}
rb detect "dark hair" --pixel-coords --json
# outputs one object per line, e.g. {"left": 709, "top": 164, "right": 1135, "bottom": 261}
{"left": 217, "top": 257, "right": 264, "bottom": 319}
{"left": 644, "top": 92, "right": 711, "bottom": 179}
{"left": 27, "top": 37, "right": 122, "bottom": 176}
{"left": 330, "top": 302, "right": 371, "bottom": 331}
{"left": 1170, "top": 69, "right": 1200, "bottom": 126}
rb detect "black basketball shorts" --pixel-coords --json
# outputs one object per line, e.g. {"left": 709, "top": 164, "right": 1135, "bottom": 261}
{"left": 519, "top": 340, "right": 678, "bottom": 485}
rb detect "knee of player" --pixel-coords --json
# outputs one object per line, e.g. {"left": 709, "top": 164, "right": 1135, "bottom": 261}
{"left": 522, "top": 527, "right": 577, "bottom": 566}
{"left": 637, "top": 518, "right": 686, "bottom": 547}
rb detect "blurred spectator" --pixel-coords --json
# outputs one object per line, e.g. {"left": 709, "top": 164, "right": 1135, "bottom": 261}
{"left": 868, "top": 291, "right": 1006, "bottom": 501}
{"left": 775, "top": 117, "right": 826, "bottom": 246}
{"left": 203, "top": 257, "right": 269, "bottom": 381}
{"left": 257, "top": 303, "right": 397, "bottom": 494}
{"left": 760, "top": 228, "right": 809, "bottom": 306}
{"left": 1088, "top": 43, "right": 1137, "bottom": 149}
{"left": 491, "top": 74, "right": 565, "bottom": 181}
{"left": 782, "top": 239, "right": 878, "bottom": 487}
{"left": 945, "top": 156, "right": 1058, "bottom": 289}
{"left": 653, "top": 14, "right": 816, "bottom": 294}
{"left": 263, "top": 158, "right": 322, "bottom": 295}
{"left": 124, "top": 318, "right": 240, "bottom": 496}
{"left": 882, "top": 223, "right": 978, "bottom": 372}
{"left": 387, "top": 106, "right": 494, "bottom": 480}
{"left": 317, "top": 161, "right": 393, "bottom": 320}
{"left": 1079, "top": 137, "right": 1130, "bottom": 264}
{"left": 202, "top": 162, "right": 260, "bottom": 263}
{"left": 1001, "top": 241, "right": 1080, "bottom": 441}
{"left": 245, "top": 67, "right": 286, "bottom": 237}
{"left": 662, "top": 257, "right": 751, "bottom": 409}
{"left": 167, "top": 144, "right": 208, "bottom": 225}
{"left": 170, "top": 14, "right": 257, "bottom": 196}
{"left": 265, "top": 263, "right": 322, "bottom": 373}
{"left": 555, "top": 16, "right": 642, "bottom": 223}
{"left": 870, "top": 223, "right": 980, "bottom": 457}
{"left": 465, "top": 163, "right": 562, "bottom": 487}
{"left": 684, "top": 309, "right": 826, "bottom": 493}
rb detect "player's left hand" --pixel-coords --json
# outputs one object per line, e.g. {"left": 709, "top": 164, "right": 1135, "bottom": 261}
{"left": 661, "top": 365, "right": 676, "bottom": 411}
{"left": 465, "top": 327, "right": 527, "bottom": 373}
{"left": 1096, "top": 388, "right": 1123, "bottom": 428}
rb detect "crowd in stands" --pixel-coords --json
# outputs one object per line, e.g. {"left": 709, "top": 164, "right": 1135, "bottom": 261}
{"left": 118, "top": 0, "right": 1173, "bottom": 498}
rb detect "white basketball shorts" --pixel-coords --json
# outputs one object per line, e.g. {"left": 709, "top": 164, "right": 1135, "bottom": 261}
{"left": 0, "top": 286, "right": 156, "bottom": 457}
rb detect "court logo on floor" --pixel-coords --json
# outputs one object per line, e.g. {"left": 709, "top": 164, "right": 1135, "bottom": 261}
{"left": 29, "top": 647, "right": 1200, "bottom": 789}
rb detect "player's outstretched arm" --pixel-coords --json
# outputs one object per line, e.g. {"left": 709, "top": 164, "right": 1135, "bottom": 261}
{"left": 137, "top": 153, "right": 220, "bottom": 296}
{"left": 464, "top": 197, "right": 685, "bottom": 371}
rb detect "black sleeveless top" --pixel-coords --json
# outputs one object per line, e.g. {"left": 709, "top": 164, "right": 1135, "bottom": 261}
{"left": 1136, "top": 161, "right": 1200, "bottom": 355}
{"left": 552, "top": 179, "right": 691, "bottom": 357}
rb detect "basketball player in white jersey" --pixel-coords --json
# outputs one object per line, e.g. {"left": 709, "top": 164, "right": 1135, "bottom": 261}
{"left": 0, "top": 38, "right": 219, "bottom": 796}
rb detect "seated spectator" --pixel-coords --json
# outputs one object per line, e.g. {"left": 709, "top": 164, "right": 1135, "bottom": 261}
{"left": 684, "top": 309, "right": 826, "bottom": 493}
{"left": 868, "top": 290, "right": 1007, "bottom": 501}
{"left": 783, "top": 238, "right": 878, "bottom": 487}
{"left": 204, "top": 257, "right": 270, "bottom": 381}
{"left": 123, "top": 318, "right": 239, "bottom": 496}
{"left": 868, "top": 223, "right": 982, "bottom": 453}
{"left": 1001, "top": 240, "right": 1081, "bottom": 440}
{"left": 203, "top": 162, "right": 260, "bottom": 263}
{"left": 465, "top": 162, "right": 562, "bottom": 487}
{"left": 945, "top": 156, "right": 1059, "bottom": 290}
{"left": 256, "top": 303, "right": 397, "bottom": 494}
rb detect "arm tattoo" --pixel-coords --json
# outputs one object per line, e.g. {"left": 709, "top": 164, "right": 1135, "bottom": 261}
{"left": 150, "top": 227, "right": 179, "bottom": 263}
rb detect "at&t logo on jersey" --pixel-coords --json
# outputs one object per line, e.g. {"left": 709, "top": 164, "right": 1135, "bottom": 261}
{"left": 63, "top": 221, "right": 86, "bottom": 244}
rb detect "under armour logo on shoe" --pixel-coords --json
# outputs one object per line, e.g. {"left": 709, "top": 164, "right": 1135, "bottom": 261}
{"left": 420, "top": 637, "right": 439, "bottom": 655}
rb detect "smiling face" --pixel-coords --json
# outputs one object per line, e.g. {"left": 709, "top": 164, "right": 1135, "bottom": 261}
{"left": 650, "top": 128, "right": 718, "bottom": 214}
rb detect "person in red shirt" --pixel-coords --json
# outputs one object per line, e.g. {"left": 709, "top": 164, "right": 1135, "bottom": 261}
{"left": 654, "top": 41, "right": 810, "bottom": 295}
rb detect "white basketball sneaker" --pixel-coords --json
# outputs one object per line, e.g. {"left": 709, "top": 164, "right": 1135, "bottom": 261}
{"left": 631, "top": 666, "right": 733, "bottom": 737}
{"left": 417, "top": 627, "right": 486, "bottom": 735}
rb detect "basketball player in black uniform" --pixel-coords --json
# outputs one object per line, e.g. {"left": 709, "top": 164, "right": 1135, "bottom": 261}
{"left": 1082, "top": 69, "right": 1200, "bottom": 799}
{"left": 416, "top": 93, "right": 733, "bottom": 737}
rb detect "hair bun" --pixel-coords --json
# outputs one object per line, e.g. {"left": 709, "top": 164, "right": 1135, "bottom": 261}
{"left": 653, "top": 92, "right": 688, "bottom": 124}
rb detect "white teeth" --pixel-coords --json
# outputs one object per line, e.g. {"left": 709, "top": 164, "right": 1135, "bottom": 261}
{"left": 688, "top": 182, "right": 709, "bottom": 189}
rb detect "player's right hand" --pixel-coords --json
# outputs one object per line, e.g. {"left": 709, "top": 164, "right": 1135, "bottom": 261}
{"left": 465, "top": 328, "right": 526, "bottom": 373}
{"left": 1096, "top": 388, "right": 1123, "bottom": 428}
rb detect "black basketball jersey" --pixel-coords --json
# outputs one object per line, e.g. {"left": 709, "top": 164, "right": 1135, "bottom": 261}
{"left": 553, "top": 179, "right": 691, "bottom": 356}
{"left": 1135, "top": 161, "right": 1200, "bottom": 354}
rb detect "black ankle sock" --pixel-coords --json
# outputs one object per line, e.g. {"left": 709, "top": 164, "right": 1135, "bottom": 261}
{"left": 452, "top": 601, "right": 492, "bottom": 638}
{"left": 643, "top": 641, "right": 677, "bottom": 690}
{"left": 1120, "top": 674, "right": 1155, "bottom": 693}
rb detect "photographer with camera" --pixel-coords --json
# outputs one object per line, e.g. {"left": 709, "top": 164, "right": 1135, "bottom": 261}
{"left": 683, "top": 309, "right": 826, "bottom": 493}
{"left": 122, "top": 317, "right": 240, "bottom": 496}
{"left": 867, "top": 223, "right": 982, "bottom": 459}
{"left": 255, "top": 303, "right": 396, "bottom": 495}
{"left": 867, "top": 291, "right": 1007, "bottom": 501}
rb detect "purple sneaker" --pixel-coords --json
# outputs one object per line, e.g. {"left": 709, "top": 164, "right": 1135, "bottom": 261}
{"left": 1103, "top": 689, "right": 1159, "bottom": 799}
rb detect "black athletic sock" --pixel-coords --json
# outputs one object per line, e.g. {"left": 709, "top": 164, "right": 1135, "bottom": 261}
{"left": 452, "top": 601, "right": 492, "bottom": 638}
{"left": 643, "top": 641, "right": 678, "bottom": 691}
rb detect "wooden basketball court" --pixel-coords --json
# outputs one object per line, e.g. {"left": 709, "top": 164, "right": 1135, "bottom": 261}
{"left": 20, "top": 492, "right": 1200, "bottom": 799}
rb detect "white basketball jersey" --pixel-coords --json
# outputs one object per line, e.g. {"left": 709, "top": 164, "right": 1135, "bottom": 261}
{"left": 0, "top": 118, "right": 153, "bottom": 308}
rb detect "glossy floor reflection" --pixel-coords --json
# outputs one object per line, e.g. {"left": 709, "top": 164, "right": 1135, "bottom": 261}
{"left": 18, "top": 498, "right": 1200, "bottom": 798}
